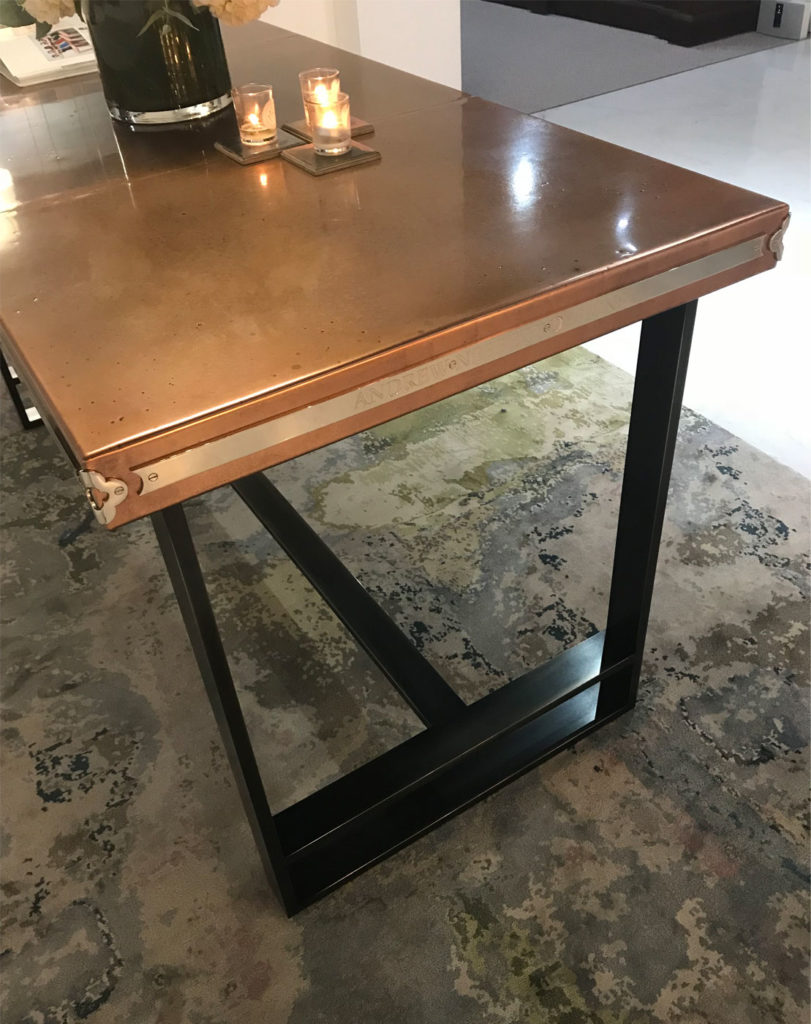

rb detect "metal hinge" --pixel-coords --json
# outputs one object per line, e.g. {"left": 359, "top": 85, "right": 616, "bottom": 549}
{"left": 768, "top": 214, "right": 790, "bottom": 262}
{"left": 78, "top": 470, "right": 128, "bottom": 526}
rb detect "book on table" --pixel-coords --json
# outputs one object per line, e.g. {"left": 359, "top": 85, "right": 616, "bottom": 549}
{"left": 0, "top": 16, "right": 96, "bottom": 87}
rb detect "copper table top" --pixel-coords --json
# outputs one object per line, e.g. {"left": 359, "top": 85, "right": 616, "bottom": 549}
{"left": 0, "top": 23, "right": 789, "bottom": 528}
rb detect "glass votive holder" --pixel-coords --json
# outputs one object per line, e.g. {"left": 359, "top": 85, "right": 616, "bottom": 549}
{"left": 232, "top": 83, "right": 277, "bottom": 146}
{"left": 305, "top": 92, "right": 352, "bottom": 156}
{"left": 299, "top": 67, "right": 340, "bottom": 125}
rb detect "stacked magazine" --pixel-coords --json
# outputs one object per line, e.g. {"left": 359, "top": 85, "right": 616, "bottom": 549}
{"left": 0, "top": 16, "right": 96, "bottom": 87}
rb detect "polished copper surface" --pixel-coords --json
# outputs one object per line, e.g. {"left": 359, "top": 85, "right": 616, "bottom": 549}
{"left": 0, "top": 25, "right": 788, "bottom": 528}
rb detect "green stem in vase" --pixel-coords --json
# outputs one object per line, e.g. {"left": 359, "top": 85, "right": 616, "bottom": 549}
{"left": 138, "top": 0, "right": 199, "bottom": 37}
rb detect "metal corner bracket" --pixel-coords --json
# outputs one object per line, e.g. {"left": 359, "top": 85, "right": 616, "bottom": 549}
{"left": 79, "top": 469, "right": 128, "bottom": 526}
{"left": 768, "top": 215, "right": 790, "bottom": 262}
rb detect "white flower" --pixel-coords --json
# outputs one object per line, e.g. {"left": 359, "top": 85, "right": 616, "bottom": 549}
{"left": 22, "top": 0, "right": 76, "bottom": 24}
{"left": 193, "top": 0, "right": 279, "bottom": 26}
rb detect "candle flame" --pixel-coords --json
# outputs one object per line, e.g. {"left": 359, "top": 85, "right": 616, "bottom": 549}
{"left": 248, "top": 112, "right": 260, "bottom": 126}
{"left": 313, "top": 83, "right": 330, "bottom": 104}
{"left": 321, "top": 110, "right": 339, "bottom": 129}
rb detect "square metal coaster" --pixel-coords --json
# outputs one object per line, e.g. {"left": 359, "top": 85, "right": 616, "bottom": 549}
{"left": 215, "top": 127, "right": 302, "bottom": 165}
{"left": 281, "top": 116, "right": 374, "bottom": 143}
{"left": 281, "top": 141, "right": 381, "bottom": 176}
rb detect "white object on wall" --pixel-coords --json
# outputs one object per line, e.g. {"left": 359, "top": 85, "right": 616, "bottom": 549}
{"left": 261, "top": 0, "right": 461, "bottom": 89}
{"left": 757, "top": 0, "right": 811, "bottom": 39}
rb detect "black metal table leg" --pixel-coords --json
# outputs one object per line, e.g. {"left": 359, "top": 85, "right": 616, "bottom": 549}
{"left": 597, "top": 300, "right": 698, "bottom": 718}
{"left": 0, "top": 346, "right": 43, "bottom": 430}
{"left": 152, "top": 504, "right": 299, "bottom": 914}
{"left": 151, "top": 300, "right": 699, "bottom": 912}
{"left": 233, "top": 473, "right": 466, "bottom": 728}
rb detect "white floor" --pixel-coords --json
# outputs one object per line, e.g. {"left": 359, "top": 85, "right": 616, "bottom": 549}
{"left": 539, "top": 40, "right": 811, "bottom": 479}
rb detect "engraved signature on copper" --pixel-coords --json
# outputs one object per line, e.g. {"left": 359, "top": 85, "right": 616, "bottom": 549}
{"left": 354, "top": 352, "right": 474, "bottom": 409}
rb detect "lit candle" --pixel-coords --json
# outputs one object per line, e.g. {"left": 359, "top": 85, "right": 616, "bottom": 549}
{"left": 299, "top": 68, "right": 340, "bottom": 129}
{"left": 231, "top": 84, "right": 277, "bottom": 147}
{"left": 306, "top": 93, "right": 352, "bottom": 157}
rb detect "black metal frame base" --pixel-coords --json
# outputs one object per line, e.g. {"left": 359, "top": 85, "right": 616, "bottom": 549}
{"left": 152, "top": 301, "right": 697, "bottom": 916}
{"left": 0, "top": 346, "right": 43, "bottom": 430}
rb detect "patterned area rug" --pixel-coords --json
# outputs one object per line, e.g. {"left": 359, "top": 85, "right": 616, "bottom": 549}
{"left": 1, "top": 346, "right": 809, "bottom": 1024}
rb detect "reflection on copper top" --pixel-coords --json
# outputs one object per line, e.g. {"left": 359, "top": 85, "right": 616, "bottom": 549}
{"left": 0, "top": 23, "right": 463, "bottom": 209}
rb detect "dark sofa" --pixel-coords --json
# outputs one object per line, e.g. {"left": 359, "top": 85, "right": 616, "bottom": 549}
{"left": 487, "top": 0, "right": 761, "bottom": 47}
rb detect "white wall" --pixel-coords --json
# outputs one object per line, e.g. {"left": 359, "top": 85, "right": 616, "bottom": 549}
{"left": 262, "top": 0, "right": 361, "bottom": 53}
{"left": 262, "top": 0, "right": 461, "bottom": 89}
{"left": 355, "top": 0, "right": 461, "bottom": 88}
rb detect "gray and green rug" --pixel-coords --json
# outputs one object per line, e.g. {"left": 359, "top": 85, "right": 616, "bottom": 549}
{"left": 1, "top": 347, "right": 808, "bottom": 1023}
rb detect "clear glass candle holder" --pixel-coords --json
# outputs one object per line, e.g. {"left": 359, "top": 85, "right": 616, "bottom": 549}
{"left": 305, "top": 92, "right": 352, "bottom": 156}
{"left": 232, "top": 83, "right": 277, "bottom": 146}
{"left": 298, "top": 67, "right": 340, "bottom": 126}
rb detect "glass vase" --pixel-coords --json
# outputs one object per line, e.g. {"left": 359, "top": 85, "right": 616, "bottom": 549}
{"left": 82, "top": 0, "right": 232, "bottom": 126}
